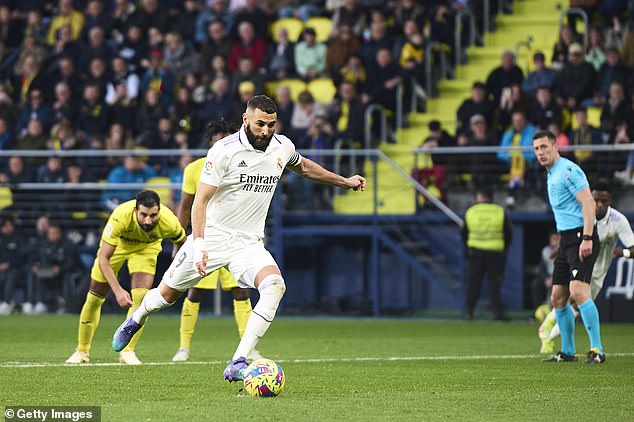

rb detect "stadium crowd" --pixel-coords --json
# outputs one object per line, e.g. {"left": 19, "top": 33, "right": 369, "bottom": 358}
{"left": 0, "top": 0, "right": 634, "bottom": 312}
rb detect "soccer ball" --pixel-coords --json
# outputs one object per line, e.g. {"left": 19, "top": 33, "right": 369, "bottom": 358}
{"left": 243, "top": 358, "right": 285, "bottom": 397}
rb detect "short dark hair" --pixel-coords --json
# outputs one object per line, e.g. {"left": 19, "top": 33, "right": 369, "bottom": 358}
{"left": 592, "top": 179, "right": 611, "bottom": 194}
{"left": 428, "top": 120, "right": 441, "bottom": 132}
{"left": 475, "top": 185, "right": 493, "bottom": 201}
{"left": 135, "top": 190, "right": 160, "bottom": 209}
{"left": 532, "top": 130, "right": 556, "bottom": 144}
{"left": 247, "top": 95, "right": 277, "bottom": 114}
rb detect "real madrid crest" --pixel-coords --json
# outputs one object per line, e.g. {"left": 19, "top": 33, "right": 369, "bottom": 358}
{"left": 277, "top": 157, "right": 283, "bottom": 170}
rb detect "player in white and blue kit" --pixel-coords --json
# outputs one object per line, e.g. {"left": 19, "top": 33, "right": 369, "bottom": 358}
{"left": 533, "top": 130, "right": 605, "bottom": 363}
{"left": 111, "top": 95, "right": 366, "bottom": 380}
{"left": 539, "top": 180, "right": 634, "bottom": 353}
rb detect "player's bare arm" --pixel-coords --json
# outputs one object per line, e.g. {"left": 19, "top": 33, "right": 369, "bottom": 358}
{"left": 98, "top": 242, "right": 132, "bottom": 308}
{"left": 288, "top": 157, "right": 366, "bottom": 191}
{"left": 173, "top": 192, "right": 195, "bottom": 256}
{"left": 576, "top": 187, "right": 596, "bottom": 262}
{"left": 191, "top": 182, "right": 217, "bottom": 276}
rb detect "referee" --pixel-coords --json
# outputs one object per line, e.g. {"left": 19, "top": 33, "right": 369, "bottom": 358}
{"left": 533, "top": 130, "right": 605, "bottom": 364}
{"left": 462, "top": 186, "right": 512, "bottom": 321}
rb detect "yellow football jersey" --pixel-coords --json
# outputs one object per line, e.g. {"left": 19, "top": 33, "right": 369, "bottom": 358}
{"left": 182, "top": 157, "right": 205, "bottom": 196}
{"left": 101, "top": 199, "right": 186, "bottom": 248}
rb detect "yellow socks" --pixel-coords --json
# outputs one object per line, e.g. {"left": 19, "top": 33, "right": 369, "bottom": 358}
{"left": 179, "top": 298, "right": 201, "bottom": 349}
{"left": 233, "top": 298, "right": 252, "bottom": 338}
{"left": 122, "top": 288, "right": 148, "bottom": 352}
{"left": 77, "top": 291, "right": 106, "bottom": 353}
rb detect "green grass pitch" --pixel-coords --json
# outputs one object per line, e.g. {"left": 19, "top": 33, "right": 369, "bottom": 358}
{"left": 1, "top": 314, "right": 633, "bottom": 421}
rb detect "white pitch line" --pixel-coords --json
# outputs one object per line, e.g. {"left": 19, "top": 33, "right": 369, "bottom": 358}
{"left": 2, "top": 353, "right": 634, "bottom": 368}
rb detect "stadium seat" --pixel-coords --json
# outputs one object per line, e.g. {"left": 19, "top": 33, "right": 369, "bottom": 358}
{"left": 307, "top": 78, "right": 337, "bottom": 104}
{"left": 276, "top": 78, "right": 307, "bottom": 102}
{"left": 145, "top": 177, "right": 173, "bottom": 206}
{"left": 270, "top": 17, "right": 304, "bottom": 42}
{"left": 0, "top": 186, "right": 12, "bottom": 209}
{"left": 570, "top": 106, "right": 601, "bottom": 130}
{"left": 304, "top": 17, "right": 333, "bottom": 43}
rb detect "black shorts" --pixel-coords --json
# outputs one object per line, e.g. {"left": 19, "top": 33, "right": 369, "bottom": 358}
{"left": 552, "top": 227, "right": 599, "bottom": 285}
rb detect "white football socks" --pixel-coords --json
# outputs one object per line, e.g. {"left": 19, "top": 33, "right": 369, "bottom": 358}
{"left": 232, "top": 274, "right": 286, "bottom": 360}
{"left": 131, "top": 288, "right": 172, "bottom": 325}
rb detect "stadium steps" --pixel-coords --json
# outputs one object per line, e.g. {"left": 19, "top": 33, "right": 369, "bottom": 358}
{"left": 333, "top": 0, "right": 562, "bottom": 216}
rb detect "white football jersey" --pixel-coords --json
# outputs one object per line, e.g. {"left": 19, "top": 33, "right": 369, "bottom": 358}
{"left": 592, "top": 206, "right": 634, "bottom": 290}
{"left": 199, "top": 127, "right": 301, "bottom": 238}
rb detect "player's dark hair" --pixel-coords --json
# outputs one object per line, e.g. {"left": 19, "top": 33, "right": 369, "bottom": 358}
{"left": 136, "top": 190, "right": 160, "bottom": 209}
{"left": 592, "top": 179, "right": 611, "bottom": 194}
{"left": 204, "top": 118, "right": 232, "bottom": 143}
{"left": 247, "top": 95, "right": 276, "bottom": 114}
{"left": 532, "top": 130, "right": 556, "bottom": 144}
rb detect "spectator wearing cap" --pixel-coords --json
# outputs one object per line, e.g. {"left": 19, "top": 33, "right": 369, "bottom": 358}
{"left": 456, "top": 81, "right": 495, "bottom": 136}
{"left": 485, "top": 50, "right": 524, "bottom": 105}
{"left": 47, "top": 0, "right": 85, "bottom": 46}
{"left": 295, "top": 27, "right": 327, "bottom": 81}
{"left": 227, "top": 21, "right": 266, "bottom": 72}
{"left": 521, "top": 52, "right": 558, "bottom": 99}
{"left": 555, "top": 42, "right": 597, "bottom": 110}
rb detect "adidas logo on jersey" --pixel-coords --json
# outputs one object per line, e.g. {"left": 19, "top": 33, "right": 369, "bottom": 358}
{"left": 238, "top": 160, "right": 248, "bottom": 167}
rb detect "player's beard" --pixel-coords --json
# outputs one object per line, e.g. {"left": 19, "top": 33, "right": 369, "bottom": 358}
{"left": 245, "top": 124, "right": 273, "bottom": 151}
{"left": 139, "top": 221, "right": 158, "bottom": 232}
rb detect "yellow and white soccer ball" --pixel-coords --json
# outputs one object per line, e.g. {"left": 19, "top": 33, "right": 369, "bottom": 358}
{"left": 243, "top": 358, "right": 285, "bottom": 397}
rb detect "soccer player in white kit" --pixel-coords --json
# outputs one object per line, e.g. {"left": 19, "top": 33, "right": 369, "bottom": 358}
{"left": 539, "top": 180, "right": 634, "bottom": 353}
{"left": 112, "top": 95, "right": 366, "bottom": 381}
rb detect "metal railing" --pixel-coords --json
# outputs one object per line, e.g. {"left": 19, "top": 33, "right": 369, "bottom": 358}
{"left": 559, "top": 7, "right": 589, "bottom": 46}
{"left": 455, "top": 8, "right": 477, "bottom": 66}
{"left": 425, "top": 41, "right": 450, "bottom": 98}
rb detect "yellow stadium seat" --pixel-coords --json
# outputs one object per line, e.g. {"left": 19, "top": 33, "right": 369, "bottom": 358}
{"left": 570, "top": 106, "right": 601, "bottom": 130}
{"left": 270, "top": 17, "right": 304, "bottom": 42}
{"left": 307, "top": 77, "right": 337, "bottom": 104}
{"left": 304, "top": 17, "right": 333, "bottom": 43}
{"left": 0, "top": 186, "right": 12, "bottom": 210}
{"left": 145, "top": 176, "right": 172, "bottom": 206}
{"left": 276, "top": 78, "right": 307, "bottom": 102}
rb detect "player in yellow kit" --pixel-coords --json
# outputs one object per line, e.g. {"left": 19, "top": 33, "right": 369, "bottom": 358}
{"left": 171, "top": 120, "right": 261, "bottom": 362}
{"left": 66, "top": 190, "right": 186, "bottom": 365}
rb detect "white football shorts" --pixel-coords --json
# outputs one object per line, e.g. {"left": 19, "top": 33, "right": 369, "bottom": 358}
{"left": 163, "top": 232, "right": 278, "bottom": 291}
